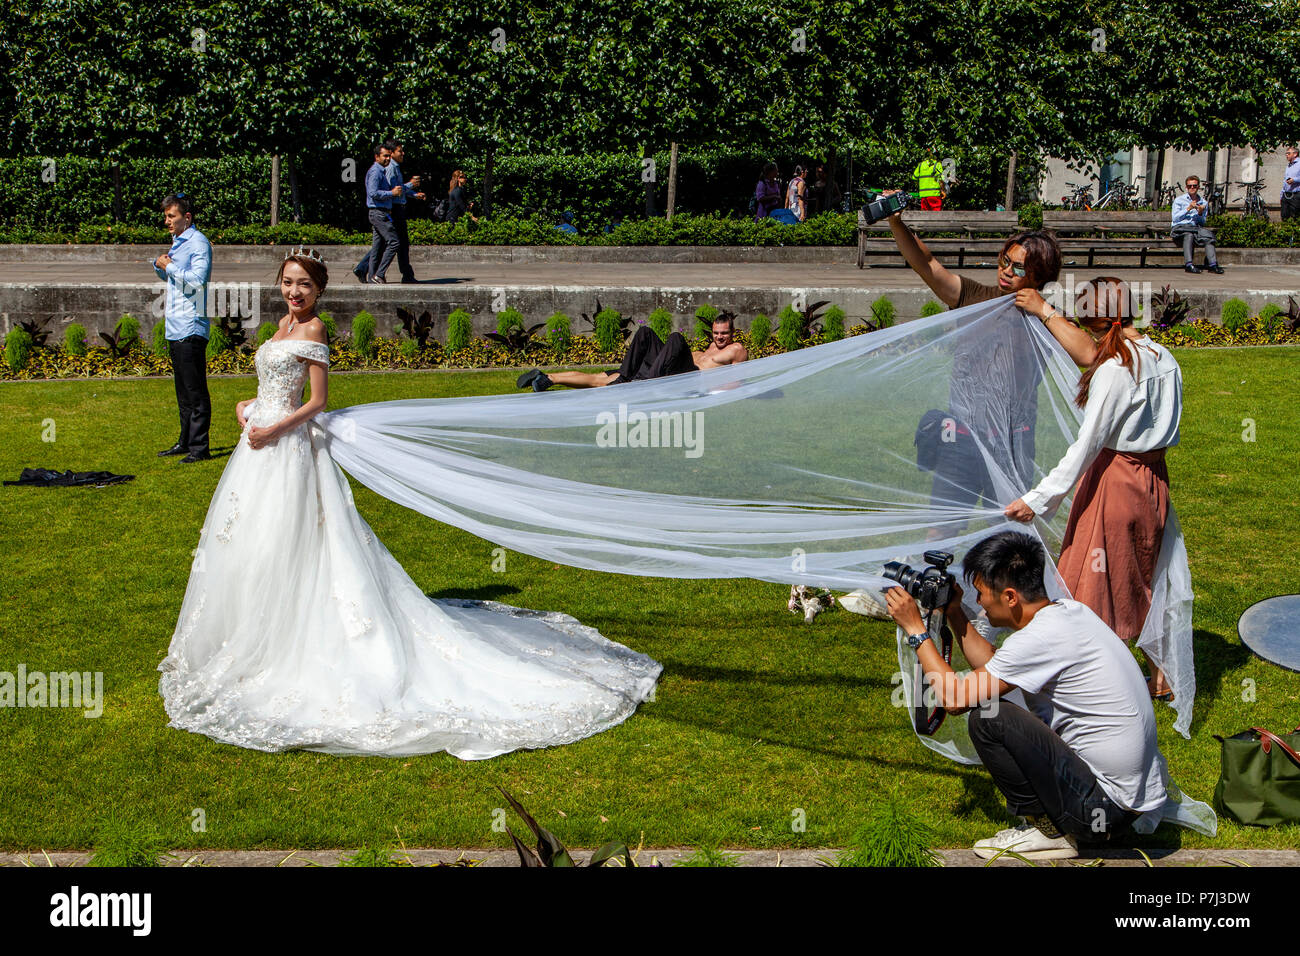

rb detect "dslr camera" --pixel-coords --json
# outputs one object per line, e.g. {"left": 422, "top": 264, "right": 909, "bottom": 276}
{"left": 882, "top": 550, "right": 956, "bottom": 613}
{"left": 859, "top": 189, "right": 912, "bottom": 225}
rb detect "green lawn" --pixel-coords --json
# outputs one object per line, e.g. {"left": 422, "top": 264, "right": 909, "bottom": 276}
{"left": 1, "top": 348, "right": 1297, "bottom": 852}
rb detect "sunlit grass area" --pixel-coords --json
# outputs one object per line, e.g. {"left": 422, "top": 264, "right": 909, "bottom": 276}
{"left": 1, "top": 347, "right": 1297, "bottom": 851}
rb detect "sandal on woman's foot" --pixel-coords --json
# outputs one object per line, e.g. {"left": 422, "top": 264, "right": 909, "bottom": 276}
{"left": 1146, "top": 677, "right": 1174, "bottom": 702}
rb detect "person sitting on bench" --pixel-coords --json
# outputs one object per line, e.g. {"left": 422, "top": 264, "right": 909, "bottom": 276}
{"left": 517, "top": 312, "right": 748, "bottom": 391}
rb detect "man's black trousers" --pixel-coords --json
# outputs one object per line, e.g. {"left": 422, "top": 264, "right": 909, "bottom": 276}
{"left": 613, "top": 326, "right": 696, "bottom": 383}
{"left": 168, "top": 334, "right": 211, "bottom": 454}
{"left": 968, "top": 700, "right": 1139, "bottom": 842}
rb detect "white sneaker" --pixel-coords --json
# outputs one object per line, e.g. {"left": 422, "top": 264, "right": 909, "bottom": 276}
{"left": 838, "top": 589, "right": 891, "bottom": 620}
{"left": 972, "top": 822, "right": 1078, "bottom": 861}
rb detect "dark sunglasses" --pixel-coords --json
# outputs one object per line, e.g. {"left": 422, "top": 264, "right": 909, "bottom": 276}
{"left": 998, "top": 255, "right": 1027, "bottom": 278}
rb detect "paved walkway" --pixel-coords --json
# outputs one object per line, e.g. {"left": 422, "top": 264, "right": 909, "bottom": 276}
{"left": 3, "top": 847, "right": 1296, "bottom": 867}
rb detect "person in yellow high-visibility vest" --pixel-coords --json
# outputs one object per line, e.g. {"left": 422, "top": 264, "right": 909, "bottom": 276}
{"left": 913, "top": 156, "right": 945, "bottom": 210}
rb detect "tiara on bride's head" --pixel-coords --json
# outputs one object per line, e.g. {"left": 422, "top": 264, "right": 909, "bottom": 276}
{"left": 284, "top": 246, "right": 326, "bottom": 264}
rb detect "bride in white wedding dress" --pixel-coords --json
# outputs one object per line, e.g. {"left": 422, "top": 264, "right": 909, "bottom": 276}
{"left": 158, "top": 250, "right": 661, "bottom": 759}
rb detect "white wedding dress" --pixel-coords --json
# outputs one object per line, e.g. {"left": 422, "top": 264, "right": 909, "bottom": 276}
{"left": 158, "top": 336, "right": 662, "bottom": 759}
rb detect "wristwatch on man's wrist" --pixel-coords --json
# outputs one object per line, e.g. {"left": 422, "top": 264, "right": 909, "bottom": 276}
{"left": 905, "top": 631, "right": 931, "bottom": 650}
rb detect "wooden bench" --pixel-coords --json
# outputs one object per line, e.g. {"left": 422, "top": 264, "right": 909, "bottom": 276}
{"left": 1042, "top": 211, "right": 1185, "bottom": 267}
{"left": 856, "top": 210, "right": 1020, "bottom": 268}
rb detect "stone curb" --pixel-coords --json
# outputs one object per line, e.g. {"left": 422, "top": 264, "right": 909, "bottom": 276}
{"left": 3, "top": 848, "right": 1297, "bottom": 868}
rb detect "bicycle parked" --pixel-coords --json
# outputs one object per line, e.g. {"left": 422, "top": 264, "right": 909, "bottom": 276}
{"left": 1233, "top": 180, "right": 1269, "bottom": 220}
{"left": 1061, "top": 182, "right": 1093, "bottom": 210}
{"left": 1155, "top": 182, "right": 1181, "bottom": 210}
{"left": 1202, "top": 180, "right": 1229, "bottom": 217}
{"left": 1091, "top": 174, "right": 1146, "bottom": 210}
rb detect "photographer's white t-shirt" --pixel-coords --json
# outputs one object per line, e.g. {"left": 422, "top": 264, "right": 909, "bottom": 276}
{"left": 983, "top": 599, "right": 1166, "bottom": 813}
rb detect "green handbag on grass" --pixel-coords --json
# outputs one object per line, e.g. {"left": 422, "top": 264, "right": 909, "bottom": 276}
{"left": 1213, "top": 726, "right": 1300, "bottom": 826}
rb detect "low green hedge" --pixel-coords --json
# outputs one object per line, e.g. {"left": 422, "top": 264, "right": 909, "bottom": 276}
{"left": 4, "top": 306, "right": 1296, "bottom": 380}
{"left": 2, "top": 211, "right": 1296, "bottom": 248}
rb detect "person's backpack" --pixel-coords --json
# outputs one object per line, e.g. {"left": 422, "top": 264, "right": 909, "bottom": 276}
{"left": 430, "top": 198, "right": 449, "bottom": 222}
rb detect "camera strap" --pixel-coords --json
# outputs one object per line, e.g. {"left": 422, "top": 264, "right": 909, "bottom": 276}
{"left": 913, "top": 608, "right": 954, "bottom": 736}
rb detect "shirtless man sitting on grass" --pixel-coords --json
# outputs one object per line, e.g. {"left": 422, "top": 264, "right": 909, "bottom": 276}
{"left": 517, "top": 312, "right": 748, "bottom": 391}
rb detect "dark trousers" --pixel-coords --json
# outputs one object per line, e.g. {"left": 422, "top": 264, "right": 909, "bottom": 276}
{"left": 366, "top": 208, "right": 400, "bottom": 280}
{"left": 168, "top": 335, "right": 211, "bottom": 453}
{"left": 1171, "top": 225, "right": 1217, "bottom": 266}
{"left": 1282, "top": 193, "right": 1300, "bottom": 221}
{"left": 612, "top": 326, "right": 696, "bottom": 383}
{"left": 928, "top": 425, "right": 1034, "bottom": 511}
{"left": 969, "top": 700, "right": 1139, "bottom": 843}
{"left": 355, "top": 205, "right": 413, "bottom": 280}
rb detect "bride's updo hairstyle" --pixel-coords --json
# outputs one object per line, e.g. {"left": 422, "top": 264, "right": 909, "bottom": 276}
{"left": 276, "top": 247, "right": 330, "bottom": 300}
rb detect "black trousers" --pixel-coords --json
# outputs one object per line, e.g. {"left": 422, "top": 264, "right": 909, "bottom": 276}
{"left": 1282, "top": 193, "right": 1300, "bottom": 221}
{"left": 612, "top": 326, "right": 696, "bottom": 383}
{"left": 366, "top": 208, "right": 400, "bottom": 279}
{"left": 168, "top": 335, "right": 211, "bottom": 454}
{"left": 969, "top": 700, "right": 1139, "bottom": 843}
{"left": 355, "top": 205, "right": 414, "bottom": 280}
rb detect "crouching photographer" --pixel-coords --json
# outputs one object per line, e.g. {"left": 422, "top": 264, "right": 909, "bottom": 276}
{"left": 883, "top": 530, "right": 1167, "bottom": 860}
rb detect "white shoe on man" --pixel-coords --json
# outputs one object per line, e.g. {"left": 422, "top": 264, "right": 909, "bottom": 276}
{"left": 972, "top": 821, "right": 1078, "bottom": 861}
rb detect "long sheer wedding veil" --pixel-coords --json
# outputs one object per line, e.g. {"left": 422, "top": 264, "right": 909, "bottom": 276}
{"left": 319, "top": 294, "right": 1211, "bottom": 834}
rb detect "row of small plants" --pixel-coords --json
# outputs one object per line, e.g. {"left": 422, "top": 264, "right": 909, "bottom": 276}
{"left": 4, "top": 210, "right": 1299, "bottom": 248}
{"left": 5, "top": 294, "right": 1298, "bottom": 380}
{"left": 0, "top": 299, "right": 905, "bottom": 379}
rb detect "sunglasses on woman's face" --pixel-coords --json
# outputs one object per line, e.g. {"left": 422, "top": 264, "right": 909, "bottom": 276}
{"left": 999, "top": 255, "right": 1027, "bottom": 278}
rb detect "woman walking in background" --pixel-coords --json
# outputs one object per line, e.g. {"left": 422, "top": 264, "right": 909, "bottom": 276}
{"left": 447, "top": 170, "right": 479, "bottom": 225}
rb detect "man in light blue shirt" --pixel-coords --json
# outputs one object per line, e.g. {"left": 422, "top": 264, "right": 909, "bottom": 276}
{"left": 1170, "top": 176, "right": 1222, "bottom": 274}
{"left": 152, "top": 193, "right": 213, "bottom": 462}
{"left": 352, "top": 139, "right": 424, "bottom": 283}
{"left": 1282, "top": 145, "right": 1299, "bottom": 221}
{"left": 356, "top": 143, "right": 405, "bottom": 283}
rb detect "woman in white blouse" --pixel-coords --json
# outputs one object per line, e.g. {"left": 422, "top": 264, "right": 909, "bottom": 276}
{"left": 1003, "top": 277, "right": 1183, "bottom": 700}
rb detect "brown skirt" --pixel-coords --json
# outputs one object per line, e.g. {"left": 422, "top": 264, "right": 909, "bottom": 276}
{"left": 1056, "top": 448, "right": 1170, "bottom": 641}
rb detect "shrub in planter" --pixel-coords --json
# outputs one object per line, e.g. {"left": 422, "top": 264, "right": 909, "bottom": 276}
{"left": 205, "top": 324, "right": 231, "bottom": 360}
{"left": 496, "top": 307, "right": 526, "bottom": 336}
{"left": 594, "top": 307, "right": 624, "bottom": 353}
{"left": 776, "top": 304, "right": 803, "bottom": 352}
{"left": 920, "top": 300, "right": 944, "bottom": 318}
{"left": 749, "top": 314, "right": 771, "bottom": 349}
{"left": 546, "top": 311, "right": 572, "bottom": 352}
{"left": 871, "top": 296, "right": 897, "bottom": 330}
{"left": 822, "top": 304, "right": 846, "bottom": 342}
{"left": 151, "top": 321, "right": 170, "bottom": 357}
{"left": 1220, "top": 297, "right": 1250, "bottom": 333}
{"left": 648, "top": 307, "right": 674, "bottom": 343}
{"left": 115, "top": 314, "right": 141, "bottom": 348}
{"left": 352, "top": 310, "right": 377, "bottom": 358}
{"left": 64, "top": 322, "right": 88, "bottom": 356}
{"left": 5, "top": 327, "right": 33, "bottom": 372}
{"left": 398, "top": 337, "right": 418, "bottom": 359}
{"left": 693, "top": 303, "right": 719, "bottom": 341}
{"left": 317, "top": 311, "right": 337, "bottom": 340}
{"left": 446, "top": 309, "right": 473, "bottom": 351}
{"left": 256, "top": 321, "right": 279, "bottom": 346}
{"left": 1258, "top": 303, "right": 1283, "bottom": 334}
